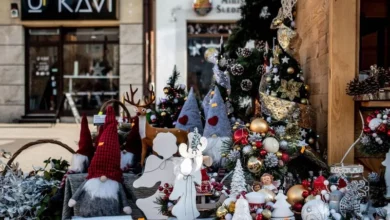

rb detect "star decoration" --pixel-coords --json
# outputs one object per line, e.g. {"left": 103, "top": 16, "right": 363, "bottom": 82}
{"left": 273, "top": 75, "right": 280, "bottom": 83}
{"left": 300, "top": 129, "right": 307, "bottom": 137}
{"left": 277, "top": 79, "right": 303, "bottom": 101}
{"left": 93, "top": 63, "right": 104, "bottom": 76}
{"left": 189, "top": 45, "right": 200, "bottom": 56}
{"left": 297, "top": 139, "right": 308, "bottom": 147}
{"left": 282, "top": 56, "right": 290, "bottom": 64}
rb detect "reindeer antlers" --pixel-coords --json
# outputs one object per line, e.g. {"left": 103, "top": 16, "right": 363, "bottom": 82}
{"left": 124, "top": 84, "right": 156, "bottom": 107}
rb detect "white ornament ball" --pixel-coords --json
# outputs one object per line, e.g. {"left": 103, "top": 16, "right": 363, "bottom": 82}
{"left": 323, "top": 180, "right": 329, "bottom": 186}
{"left": 151, "top": 115, "right": 157, "bottom": 120}
{"left": 384, "top": 115, "right": 388, "bottom": 119}
{"left": 321, "top": 190, "right": 327, "bottom": 195}
{"left": 330, "top": 185, "right": 337, "bottom": 192}
{"left": 291, "top": 21, "right": 296, "bottom": 27}
{"left": 213, "top": 172, "right": 218, "bottom": 177}
{"left": 379, "top": 140, "right": 383, "bottom": 145}
{"left": 225, "top": 213, "right": 233, "bottom": 220}
{"left": 376, "top": 137, "right": 381, "bottom": 142}
{"left": 301, "top": 199, "right": 330, "bottom": 220}
{"left": 272, "top": 68, "right": 278, "bottom": 73}
{"left": 211, "top": 178, "right": 216, "bottom": 183}
{"left": 369, "top": 118, "right": 383, "bottom": 131}
{"left": 168, "top": 202, "right": 174, "bottom": 207}
{"left": 256, "top": 208, "right": 263, "bottom": 214}
{"left": 377, "top": 114, "right": 383, "bottom": 118}
{"left": 372, "top": 133, "right": 378, "bottom": 137}
{"left": 324, "top": 194, "right": 330, "bottom": 201}
{"left": 280, "top": 140, "right": 288, "bottom": 150}
{"left": 180, "top": 84, "right": 186, "bottom": 90}
{"left": 174, "top": 98, "right": 178, "bottom": 103}
{"left": 243, "top": 145, "right": 253, "bottom": 155}
{"left": 263, "top": 137, "right": 280, "bottom": 153}
{"left": 384, "top": 120, "right": 388, "bottom": 124}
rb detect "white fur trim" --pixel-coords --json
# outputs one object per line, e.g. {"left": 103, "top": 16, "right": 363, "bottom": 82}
{"left": 138, "top": 116, "right": 146, "bottom": 139}
{"left": 121, "top": 151, "right": 134, "bottom": 169}
{"left": 203, "top": 137, "right": 231, "bottom": 166}
{"left": 83, "top": 178, "right": 119, "bottom": 200}
{"left": 68, "top": 199, "right": 76, "bottom": 207}
{"left": 123, "top": 206, "right": 132, "bottom": 214}
{"left": 70, "top": 154, "right": 89, "bottom": 173}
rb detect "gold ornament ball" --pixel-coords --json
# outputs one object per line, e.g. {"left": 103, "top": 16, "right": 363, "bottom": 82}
{"left": 228, "top": 201, "right": 235, "bottom": 213}
{"left": 204, "top": 48, "right": 218, "bottom": 63}
{"left": 161, "top": 112, "right": 167, "bottom": 117}
{"left": 262, "top": 209, "right": 272, "bottom": 219}
{"left": 246, "top": 123, "right": 251, "bottom": 128}
{"left": 287, "top": 67, "right": 295, "bottom": 74}
{"left": 251, "top": 142, "right": 256, "bottom": 146}
{"left": 301, "top": 98, "right": 308, "bottom": 104}
{"left": 247, "top": 156, "right": 263, "bottom": 173}
{"left": 252, "top": 146, "right": 257, "bottom": 150}
{"left": 305, "top": 85, "right": 310, "bottom": 91}
{"left": 266, "top": 76, "right": 272, "bottom": 82}
{"left": 261, "top": 133, "right": 266, "bottom": 137}
{"left": 233, "top": 125, "right": 238, "bottom": 130}
{"left": 286, "top": 135, "right": 291, "bottom": 140}
{"left": 276, "top": 151, "right": 283, "bottom": 158}
{"left": 250, "top": 118, "right": 269, "bottom": 133}
{"left": 235, "top": 122, "right": 240, "bottom": 125}
{"left": 286, "top": 184, "right": 306, "bottom": 205}
{"left": 216, "top": 206, "right": 228, "bottom": 218}
{"left": 236, "top": 147, "right": 241, "bottom": 151}
{"left": 308, "top": 138, "right": 315, "bottom": 144}
{"left": 163, "top": 88, "right": 169, "bottom": 94}
{"left": 259, "top": 189, "right": 276, "bottom": 202}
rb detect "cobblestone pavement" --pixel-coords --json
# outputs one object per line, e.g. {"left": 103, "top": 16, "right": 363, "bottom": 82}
{"left": 0, "top": 123, "right": 96, "bottom": 172}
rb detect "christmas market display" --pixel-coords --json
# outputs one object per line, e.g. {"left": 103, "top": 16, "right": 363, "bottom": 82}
{"left": 1, "top": 0, "right": 390, "bottom": 220}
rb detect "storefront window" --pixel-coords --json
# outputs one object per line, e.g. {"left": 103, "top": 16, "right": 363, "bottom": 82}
{"left": 187, "top": 22, "right": 235, "bottom": 98}
{"left": 26, "top": 27, "right": 120, "bottom": 115}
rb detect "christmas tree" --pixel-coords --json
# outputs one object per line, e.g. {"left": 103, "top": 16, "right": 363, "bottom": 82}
{"left": 153, "top": 66, "right": 187, "bottom": 128}
{"left": 230, "top": 160, "right": 247, "bottom": 197}
{"left": 272, "top": 190, "right": 294, "bottom": 219}
{"left": 232, "top": 195, "right": 252, "bottom": 220}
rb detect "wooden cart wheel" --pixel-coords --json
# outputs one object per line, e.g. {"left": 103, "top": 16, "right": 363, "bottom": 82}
{"left": 2, "top": 139, "right": 75, "bottom": 176}
{"left": 99, "top": 99, "right": 131, "bottom": 119}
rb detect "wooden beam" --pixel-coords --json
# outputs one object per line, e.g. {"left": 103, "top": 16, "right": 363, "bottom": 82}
{"left": 328, "top": 0, "right": 359, "bottom": 164}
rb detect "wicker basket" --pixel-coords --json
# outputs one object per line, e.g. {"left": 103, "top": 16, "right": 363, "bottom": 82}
{"left": 99, "top": 99, "right": 131, "bottom": 119}
{"left": 2, "top": 139, "right": 75, "bottom": 176}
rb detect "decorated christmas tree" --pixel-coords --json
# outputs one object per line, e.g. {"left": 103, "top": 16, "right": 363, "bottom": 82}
{"left": 230, "top": 160, "right": 247, "bottom": 197}
{"left": 153, "top": 66, "right": 187, "bottom": 128}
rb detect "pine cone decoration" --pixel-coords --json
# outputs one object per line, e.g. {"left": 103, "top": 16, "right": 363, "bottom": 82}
{"left": 231, "top": 64, "right": 244, "bottom": 76}
{"left": 236, "top": 48, "right": 252, "bottom": 58}
{"left": 346, "top": 77, "right": 362, "bottom": 96}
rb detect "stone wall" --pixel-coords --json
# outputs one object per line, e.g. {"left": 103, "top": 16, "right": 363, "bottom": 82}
{"left": 0, "top": 0, "right": 24, "bottom": 122}
{"left": 296, "top": 0, "right": 329, "bottom": 154}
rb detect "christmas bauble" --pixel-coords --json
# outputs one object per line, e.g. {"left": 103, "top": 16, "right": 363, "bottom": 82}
{"left": 301, "top": 199, "right": 330, "bottom": 220}
{"left": 259, "top": 189, "right": 276, "bottom": 202}
{"left": 263, "top": 137, "right": 280, "bottom": 153}
{"left": 301, "top": 99, "right": 308, "bottom": 104}
{"left": 364, "top": 126, "right": 371, "bottom": 133}
{"left": 260, "top": 149, "right": 267, "bottom": 157}
{"left": 301, "top": 190, "right": 309, "bottom": 198}
{"left": 256, "top": 214, "right": 263, "bottom": 220}
{"left": 308, "top": 138, "right": 315, "bottom": 145}
{"left": 261, "top": 209, "right": 272, "bottom": 219}
{"left": 246, "top": 123, "right": 251, "bottom": 127}
{"left": 163, "top": 87, "right": 170, "bottom": 94}
{"left": 216, "top": 206, "right": 228, "bottom": 217}
{"left": 280, "top": 140, "right": 288, "bottom": 149}
{"left": 305, "top": 85, "right": 310, "bottom": 91}
{"left": 287, "top": 185, "right": 305, "bottom": 205}
{"left": 250, "top": 118, "right": 269, "bottom": 133}
{"left": 247, "top": 156, "right": 263, "bottom": 173}
{"left": 266, "top": 76, "right": 272, "bottom": 82}
{"left": 256, "top": 141, "right": 263, "bottom": 148}
{"left": 204, "top": 48, "right": 218, "bottom": 63}
{"left": 161, "top": 112, "right": 167, "bottom": 117}
{"left": 241, "top": 138, "right": 249, "bottom": 145}
{"left": 234, "top": 128, "right": 249, "bottom": 143}
{"left": 293, "top": 202, "right": 303, "bottom": 212}
{"left": 276, "top": 151, "right": 282, "bottom": 158}
{"left": 377, "top": 123, "right": 387, "bottom": 133}
{"left": 228, "top": 201, "right": 235, "bottom": 213}
{"left": 242, "top": 145, "right": 253, "bottom": 155}
{"left": 287, "top": 67, "right": 295, "bottom": 74}
{"left": 281, "top": 153, "right": 290, "bottom": 162}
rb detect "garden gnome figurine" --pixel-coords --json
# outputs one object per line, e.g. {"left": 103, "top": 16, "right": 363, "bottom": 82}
{"left": 175, "top": 87, "right": 204, "bottom": 134}
{"left": 203, "top": 87, "right": 232, "bottom": 166}
{"left": 68, "top": 106, "right": 132, "bottom": 217}
{"left": 202, "top": 89, "right": 213, "bottom": 119}
{"left": 121, "top": 116, "right": 142, "bottom": 171}
{"left": 382, "top": 149, "right": 390, "bottom": 199}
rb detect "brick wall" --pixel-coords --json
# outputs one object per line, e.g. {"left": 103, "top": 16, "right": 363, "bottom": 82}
{"left": 296, "top": 0, "right": 329, "bottom": 153}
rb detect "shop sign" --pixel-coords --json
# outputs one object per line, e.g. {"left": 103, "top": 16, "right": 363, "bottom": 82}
{"left": 216, "top": 0, "right": 244, "bottom": 13}
{"left": 21, "top": 0, "right": 117, "bottom": 20}
{"left": 193, "top": 0, "right": 212, "bottom": 16}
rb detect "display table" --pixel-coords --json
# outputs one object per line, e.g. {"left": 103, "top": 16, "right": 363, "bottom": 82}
{"left": 72, "top": 216, "right": 132, "bottom": 220}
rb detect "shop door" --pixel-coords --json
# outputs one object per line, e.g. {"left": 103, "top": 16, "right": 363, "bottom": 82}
{"left": 27, "top": 45, "right": 60, "bottom": 113}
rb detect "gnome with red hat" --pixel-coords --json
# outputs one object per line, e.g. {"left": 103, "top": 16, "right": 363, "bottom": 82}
{"left": 196, "top": 168, "right": 212, "bottom": 193}
{"left": 68, "top": 106, "right": 132, "bottom": 217}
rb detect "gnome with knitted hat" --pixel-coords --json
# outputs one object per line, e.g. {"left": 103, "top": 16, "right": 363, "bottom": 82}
{"left": 175, "top": 87, "right": 203, "bottom": 134}
{"left": 121, "top": 116, "right": 142, "bottom": 172}
{"left": 68, "top": 106, "right": 132, "bottom": 217}
{"left": 203, "top": 87, "right": 232, "bottom": 166}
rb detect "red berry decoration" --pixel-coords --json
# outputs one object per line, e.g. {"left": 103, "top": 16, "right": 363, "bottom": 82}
{"left": 302, "top": 180, "right": 310, "bottom": 188}
{"left": 301, "top": 190, "right": 309, "bottom": 198}
{"left": 255, "top": 141, "right": 263, "bottom": 148}
{"left": 281, "top": 153, "right": 290, "bottom": 162}
{"left": 164, "top": 189, "right": 169, "bottom": 194}
{"left": 158, "top": 186, "right": 164, "bottom": 191}
{"left": 260, "top": 150, "right": 267, "bottom": 157}
{"left": 293, "top": 202, "right": 303, "bottom": 212}
{"left": 164, "top": 183, "right": 169, "bottom": 188}
{"left": 377, "top": 124, "right": 387, "bottom": 133}
{"left": 256, "top": 214, "right": 263, "bottom": 220}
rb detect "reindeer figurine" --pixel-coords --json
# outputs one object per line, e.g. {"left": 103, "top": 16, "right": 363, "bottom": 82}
{"left": 124, "top": 84, "right": 189, "bottom": 167}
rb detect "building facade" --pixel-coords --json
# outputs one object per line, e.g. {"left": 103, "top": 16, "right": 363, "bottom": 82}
{"left": 0, "top": 0, "right": 145, "bottom": 122}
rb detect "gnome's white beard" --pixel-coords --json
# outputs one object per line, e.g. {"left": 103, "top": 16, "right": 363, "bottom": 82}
{"left": 70, "top": 154, "right": 89, "bottom": 173}
{"left": 121, "top": 151, "right": 134, "bottom": 170}
{"left": 204, "top": 136, "right": 231, "bottom": 166}
{"left": 83, "top": 178, "right": 119, "bottom": 200}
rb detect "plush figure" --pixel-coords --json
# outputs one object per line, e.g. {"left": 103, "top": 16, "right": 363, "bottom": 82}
{"left": 133, "top": 132, "right": 182, "bottom": 220}
{"left": 252, "top": 181, "right": 261, "bottom": 192}
{"left": 169, "top": 129, "right": 207, "bottom": 220}
{"left": 68, "top": 106, "right": 132, "bottom": 217}
{"left": 203, "top": 87, "right": 232, "bottom": 166}
{"left": 175, "top": 87, "right": 203, "bottom": 134}
{"left": 121, "top": 116, "right": 142, "bottom": 171}
{"left": 196, "top": 168, "right": 211, "bottom": 194}
{"left": 202, "top": 89, "right": 213, "bottom": 119}
{"left": 261, "top": 173, "right": 278, "bottom": 193}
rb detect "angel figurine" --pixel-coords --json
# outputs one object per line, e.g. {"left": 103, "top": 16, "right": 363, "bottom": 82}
{"left": 261, "top": 173, "right": 279, "bottom": 193}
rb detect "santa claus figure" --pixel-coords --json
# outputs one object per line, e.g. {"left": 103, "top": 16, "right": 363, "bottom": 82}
{"left": 68, "top": 106, "right": 132, "bottom": 217}
{"left": 197, "top": 168, "right": 212, "bottom": 193}
{"left": 121, "top": 116, "right": 141, "bottom": 171}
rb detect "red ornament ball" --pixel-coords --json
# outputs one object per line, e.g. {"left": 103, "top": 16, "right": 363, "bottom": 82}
{"left": 260, "top": 149, "right": 267, "bottom": 157}
{"left": 164, "top": 183, "right": 169, "bottom": 188}
{"left": 363, "top": 126, "right": 371, "bottom": 133}
{"left": 281, "top": 153, "right": 290, "bottom": 162}
{"left": 301, "top": 190, "right": 309, "bottom": 198}
{"left": 241, "top": 138, "right": 249, "bottom": 145}
{"left": 366, "top": 115, "right": 374, "bottom": 124}
{"left": 234, "top": 128, "right": 249, "bottom": 143}
{"left": 256, "top": 141, "right": 263, "bottom": 148}
{"left": 377, "top": 124, "right": 387, "bottom": 133}
{"left": 302, "top": 180, "right": 310, "bottom": 188}
{"left": 256, "top": 214, "right": 263, "bottom": 220}
{"left": 293, "top": 202, "right": 303, "bottom": 212}
{"left": 387, "top": 130, "right": 390, "bottom": 137}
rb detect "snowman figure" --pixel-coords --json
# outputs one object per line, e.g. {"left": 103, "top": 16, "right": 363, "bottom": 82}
{"left": 169, "top": 129, "right": 207, "bottom": 220}
{"left": 382, "top": 149, "right": 390, "bottom": 199}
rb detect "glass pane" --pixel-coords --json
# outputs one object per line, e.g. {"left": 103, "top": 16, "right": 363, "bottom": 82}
{"left": 28, "top": 29, "right": 60, "bottom": 43}
{"left": 63, "top": 43, "right": 119, "bottom": 112}
{"left": 63, "top": 28, "right": 119, "bottom": 42}
{"left": 28, "top": 46, "right": 59, "bottom": 112}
